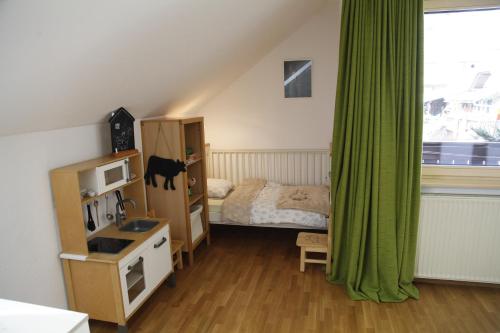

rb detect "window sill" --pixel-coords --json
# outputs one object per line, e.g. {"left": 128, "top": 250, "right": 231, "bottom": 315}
{"left": 424, "top": 0, "right": 500, "bottom": 12}
{"left": 421, "top": 165, "right": 500, "bottom": 188}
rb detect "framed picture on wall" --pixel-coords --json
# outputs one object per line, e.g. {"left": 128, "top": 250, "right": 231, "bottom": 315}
{"left": 284, "top": 60, "right": 312, "bottom": 98}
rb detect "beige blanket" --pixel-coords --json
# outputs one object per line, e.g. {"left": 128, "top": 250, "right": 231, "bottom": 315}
{"left": 222, "top": 178, "right": 266, "bottom": 224}
{"left": 276, "top": 185, "right": 330, "bottom": 216}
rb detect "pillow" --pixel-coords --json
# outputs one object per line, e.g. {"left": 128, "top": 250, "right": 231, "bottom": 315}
{"left": 207, "top": 178, "right": 234, "bottom": 198}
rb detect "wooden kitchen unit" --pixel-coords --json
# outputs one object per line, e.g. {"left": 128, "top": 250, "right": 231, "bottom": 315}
{"left": 51, "top": 151, "right": 175, "bottom": 332}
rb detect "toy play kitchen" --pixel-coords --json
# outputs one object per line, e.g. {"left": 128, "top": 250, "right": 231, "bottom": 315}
{"left": 50, "top": 151, "right": 175, "bottom": 333}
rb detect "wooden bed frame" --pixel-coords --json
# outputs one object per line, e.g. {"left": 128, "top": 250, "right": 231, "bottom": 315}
{"left": 209, "top": 219, "right": 327, "bottom": 230}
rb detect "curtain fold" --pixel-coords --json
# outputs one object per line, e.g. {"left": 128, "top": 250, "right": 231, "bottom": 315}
{"left": 328, "top": 0, "right": 423, "bottom": 302}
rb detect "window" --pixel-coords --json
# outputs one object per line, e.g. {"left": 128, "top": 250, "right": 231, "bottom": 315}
{"left": 423, "top": 9, "right": 500, "bottom": 166}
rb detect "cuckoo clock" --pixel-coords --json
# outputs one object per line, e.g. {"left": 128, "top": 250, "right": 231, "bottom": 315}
{"left": 109, "top": 107, "right": 136, "bottom": 155}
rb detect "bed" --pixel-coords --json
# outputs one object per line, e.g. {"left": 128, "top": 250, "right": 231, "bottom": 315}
{"left": 205, "top": 145, "right": 331, "bottom": 230}
{"left": 205, "top": 144, "right": 331, "bottom": 229}
{"left": 208, "top": 181, "right": 329, "bottom": 230}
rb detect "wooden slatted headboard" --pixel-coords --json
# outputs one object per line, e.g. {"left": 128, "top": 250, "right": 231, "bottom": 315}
{"left": 205, "top": 144, "right": 330, "bottom": 186}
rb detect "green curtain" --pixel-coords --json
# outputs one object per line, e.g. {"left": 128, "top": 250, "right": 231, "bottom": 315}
{"left": 328, "top": 0, "right": 423, "bottom": 302}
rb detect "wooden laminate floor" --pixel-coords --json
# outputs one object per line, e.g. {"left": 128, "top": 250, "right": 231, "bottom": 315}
{"left": 90, "top": 226, "right": 500, "bottom": 333}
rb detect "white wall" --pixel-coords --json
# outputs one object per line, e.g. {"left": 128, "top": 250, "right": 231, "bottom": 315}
{"left": 0, "top": 0, "right": 340, "bottom": 308}
{"left": 189, "top": 0, "right": 341, "bottom": 150}
{"left": 0, "top": 123, "right": 141, "bottom": 308}
{"left": 0, "top": 0, "right": 325, "bottom": 137}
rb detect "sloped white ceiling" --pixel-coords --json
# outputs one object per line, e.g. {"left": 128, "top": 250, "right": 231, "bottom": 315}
{"left": 0, "top": 0, "right": 326, "bottom": 136}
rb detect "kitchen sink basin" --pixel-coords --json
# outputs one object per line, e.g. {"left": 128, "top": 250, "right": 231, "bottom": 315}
{"left": 119, "top": 219, "right": 159, "bottom": 232}
{"left": 87, "top": 237, "right": 134, "bottom": 254}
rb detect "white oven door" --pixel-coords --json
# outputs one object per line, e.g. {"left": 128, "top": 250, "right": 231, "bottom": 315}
{"left": 119, "top": 252, "right": 148, "bottom": 318}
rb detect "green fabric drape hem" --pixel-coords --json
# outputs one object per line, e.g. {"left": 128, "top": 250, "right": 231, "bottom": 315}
{"left": 327, "top": 0, "right": 423, "bottom": 303}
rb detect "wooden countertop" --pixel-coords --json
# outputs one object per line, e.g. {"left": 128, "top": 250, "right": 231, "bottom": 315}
{"left": 85, "top": 217, "right": 169, "bottom": 264}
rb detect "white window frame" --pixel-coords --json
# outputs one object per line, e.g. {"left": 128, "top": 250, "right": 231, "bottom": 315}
{"left": 421, "top": 1, "right": 500, "bottom": 188}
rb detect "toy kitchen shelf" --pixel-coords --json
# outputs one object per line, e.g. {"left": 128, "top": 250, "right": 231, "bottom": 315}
{"left": 50, "top": 151, "right": 177, "bottom": 331}
{"left": 51, "top": 150, "right": 146, "bottom": 255}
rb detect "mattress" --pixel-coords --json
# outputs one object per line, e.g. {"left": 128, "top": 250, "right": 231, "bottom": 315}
{"left": 208, "top": 198, "right": 224, "bottom": 222}
{"left": 208, "top": 183, "right": 327, "bottom": 229}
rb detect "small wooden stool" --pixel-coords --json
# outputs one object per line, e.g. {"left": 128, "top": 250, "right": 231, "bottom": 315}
{"left": 171, "top": 240, "right": 184, "bottom": 270}
{"left": 296, "top": 232, "right": 328, "bottom": 272}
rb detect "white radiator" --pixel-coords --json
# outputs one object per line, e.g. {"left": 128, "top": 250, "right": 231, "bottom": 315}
{"left": 206, "top": 147, "right": 330, "bottom": 186}
{"left": 416, "top": 194, "right": 500, "bottom": 284}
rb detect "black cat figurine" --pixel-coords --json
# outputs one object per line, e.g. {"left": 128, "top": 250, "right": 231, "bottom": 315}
{"left": 144, "top": 155, "right": 186, "bottom": 190}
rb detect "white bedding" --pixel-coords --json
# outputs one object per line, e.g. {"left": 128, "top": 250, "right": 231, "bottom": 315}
{"left": 250, "top": 183, "right": 327, "bottom": 228}
{"left": 209, "top": 183, "right": 327, "bottom": 229}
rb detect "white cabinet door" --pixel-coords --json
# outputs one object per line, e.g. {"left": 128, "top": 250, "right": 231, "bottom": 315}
{"left": 118, "top": 224, "right": 173, "bottom": 318}
{"left": 119, "top": 251, "right": 149, "bottom": 318}
{"left": 145, "top": 225, "right": 173, "bottom": 289}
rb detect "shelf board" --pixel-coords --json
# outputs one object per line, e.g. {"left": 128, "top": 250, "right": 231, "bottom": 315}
{"left": 185, "top": 157, "right": 202, "bottom": 167}
{"left": 81, "top": 177, "right": 143, "bottom": 205}
{"left": 53, "top": 150, "right": 140, "bottom": 173}
{"left": 192, "top": 230, "right": 208, "bottom": 249}
{"left": 188, "top": 193, "right": 204, "bottom": 206}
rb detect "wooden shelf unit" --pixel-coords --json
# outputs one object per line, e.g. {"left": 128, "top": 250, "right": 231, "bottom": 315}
{"left": 141, "top": 117, "right": 210, "bottom": 265}
{"left": 51, "top": 151, "right": 147, "bottom": 255}
{"left": 188, "top": 193, "right": 203, "bottom": 205}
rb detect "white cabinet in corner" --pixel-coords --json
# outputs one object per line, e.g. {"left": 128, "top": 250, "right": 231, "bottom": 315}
{"left": 119, "top": 224, "right": 173, "bottom": 318}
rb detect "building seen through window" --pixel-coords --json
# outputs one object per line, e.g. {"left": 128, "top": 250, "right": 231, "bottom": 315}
{"left": 423, "top": 9, "right": 500, "bottom": 166}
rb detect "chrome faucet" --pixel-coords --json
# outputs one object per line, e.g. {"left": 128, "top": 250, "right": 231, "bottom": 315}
{"left": 115, "top": 198, "right": 136, "bottom": 227}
